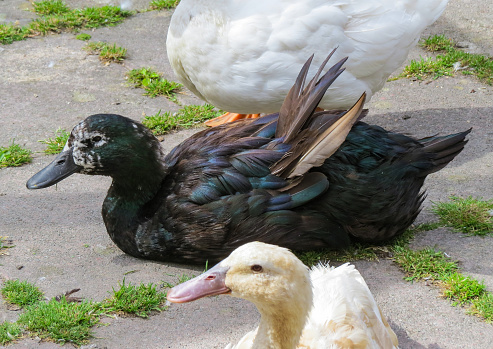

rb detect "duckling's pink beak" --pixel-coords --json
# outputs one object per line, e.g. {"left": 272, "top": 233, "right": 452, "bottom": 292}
{"left": 167, "top": 264, "right": 231, "bottom": 303}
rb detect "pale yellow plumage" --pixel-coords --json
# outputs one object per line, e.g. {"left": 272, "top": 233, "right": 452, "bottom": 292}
{"left": 168, "top": 242, "right": 399, "bottom": 349}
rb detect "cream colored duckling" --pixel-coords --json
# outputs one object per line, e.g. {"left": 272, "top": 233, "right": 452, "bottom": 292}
{"left": 167, "top": 242, "right": 398, "bottom": 349}
{"left": 167, "top": 0, "right": 448, "bottom": 126}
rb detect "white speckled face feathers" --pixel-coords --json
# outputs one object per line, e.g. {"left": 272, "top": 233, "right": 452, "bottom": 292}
{"left": 60, "top": 114, "right": 164, "bottom": 177}
{"left": 66, "top": 121, "right": 109, "bottom": 172}
{"left": 27, "top": 113, "right": 165, "bottom": 189}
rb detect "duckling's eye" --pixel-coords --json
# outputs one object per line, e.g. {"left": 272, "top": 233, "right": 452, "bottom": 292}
{"left": 251, "top": 264, "right": 263, "bottom": 273}
{"left": 92, "top": 136, "right": 102, "bottom": 143}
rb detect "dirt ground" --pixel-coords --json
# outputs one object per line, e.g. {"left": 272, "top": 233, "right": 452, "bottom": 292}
{"left": 1, "top": 0, "right": 493, "bottom": 348}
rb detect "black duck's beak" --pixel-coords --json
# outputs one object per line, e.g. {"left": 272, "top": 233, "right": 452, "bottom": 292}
{"left": 26, "top": 148, "right": 82, "bottom": 189}
{"left": 167, "top": 264, "right": 231, "bottom": 303}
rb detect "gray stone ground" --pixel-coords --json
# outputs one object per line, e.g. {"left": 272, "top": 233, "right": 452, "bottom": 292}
{"left": 1, "top": 0, "right": 492, "bottom": 348}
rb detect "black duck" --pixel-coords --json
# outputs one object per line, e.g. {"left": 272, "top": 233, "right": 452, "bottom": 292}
{"left": 27, "top": 52, "right": 470, "bottom": 264}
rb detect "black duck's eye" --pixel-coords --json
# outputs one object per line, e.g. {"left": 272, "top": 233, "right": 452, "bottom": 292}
{"left": 92, "top": 136, "right": 102, "bottom": 143}
{"left": 251, "top": 264, "right": 263, "bottom": 273}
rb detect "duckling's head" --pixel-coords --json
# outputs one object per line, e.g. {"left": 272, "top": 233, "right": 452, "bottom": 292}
{"left": 168, "top": 242, "right": 312, "bottom": 313}
{"left": 27, "top": 114, "right": 163, "bottom": 189}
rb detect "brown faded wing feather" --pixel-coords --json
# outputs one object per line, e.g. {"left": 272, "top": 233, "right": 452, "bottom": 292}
{"left": 271, "top": 94, "right": 365, "bottom": 178}
{"left": 287, "top": 93, "right": 366, "bottom": 178}
{"left": 276, "top": 55, "right": 314, "bottom": 139}
{"left": 270, "top": 50, "right": 366, "bottom": 178}
{"left": 276, "top": 48, "right": 347, "bottom": 142}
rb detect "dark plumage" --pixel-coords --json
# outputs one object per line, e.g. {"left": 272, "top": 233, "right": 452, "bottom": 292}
{"left": 27, "top": 52, "right": 470, "bottom": 264}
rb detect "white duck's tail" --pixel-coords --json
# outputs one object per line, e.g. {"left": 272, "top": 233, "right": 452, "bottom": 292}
{"left": 404, "top": 0, "right": 448, "bottom": 24}
{"left": 324, "top": 0, "right": 449, "bottom": 108}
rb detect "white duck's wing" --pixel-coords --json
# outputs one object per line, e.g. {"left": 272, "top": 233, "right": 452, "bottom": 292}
{"left": 300, "top": 263, "right": 398, "bottom": 349}
{"left": 167, "top": 0, "right": 447, "bottom": 113}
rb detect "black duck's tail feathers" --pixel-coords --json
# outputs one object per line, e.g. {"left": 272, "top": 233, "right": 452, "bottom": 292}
{"left": 271, "top": 49, "right": 366, "bottom": 179}
{"left": 421, "top": 128, "right": 471, "bottom": 175}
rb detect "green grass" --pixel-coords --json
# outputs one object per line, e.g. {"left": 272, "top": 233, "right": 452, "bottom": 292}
{"left": 84, "top": 42, "right": 127, "bottom": 63}
{"left": 177, "top": 274, "right": 195, "bottom": 283}
{"left": 0, "top": 141, "right": 32, "bottom": 168}
{"left": 409, "top": 221, "right": 443, "bottom": 233}
{"left": 0, "top": 279, "right": 173, "bottom": 345}
{"left": 294, "top": 196, "right": 493, "bottom": 322}
{"left": 126, "top": 67, "right": 182, "bottom": 100}
{"left": 142, "top": 105, "right": 223, "bottom": 135}
{"left": 83, "top": 41, "right": 106, "bottom": 52}
{"left": 39, "top": 128, "right": 70, "bottom": 154}
{"left": 393, "top": 246, "right": 493, "bottom": 322}
{"left": 126, "top": 67, "right": 161, "bottom": 88}
{"left": 0, "top": 0, "right": 132, "bottom": 45}
{"left": 17, "top": 297, "right": 100, "bottom": 345}
{"left": 392, "top": 247, "right": 459, "bottom": 282}
{"left": 29, "top": 4, "right": 132, "bottom": 35}
{"left": 470, "top": 293, "right": 493, "bottom": 323}
{"left": 32, "top": 0, "right": 70, "bottom": 15}
{"left": 432, "top": 196, "right": 493, "bottom": 236}
{"left": 296, "top": 222, "right": 439, "bottom": 266}
{"left": 296, "top": 244, "right": 380, "bottom": 266}
{"left": 0, "top": 321, "right": 22, "bottom": 345}
{"left": 1, "top": 280, "right": 44, "bottom": 307}
{"left": 100, "top": 280, "right": 167, "bottom": 318}
{"left": 397, "top": 34, "right": 493, "bottom": 85}
{"left": 398, "top": 57, "right": 454, "bottom": 81}
{"left": 422, "top": 34, "right": 454, "bottom": 52}
{"left": 0, "top": 24, "right": 31, "bottom": 45}
{"left": 149, "top": 0, "right": 181, "bottom": 10}
{"left": 442, "top": 273, "right": 487, "bottom": 305}
{"left": 75, "top": 33, "right": 91, "bottom": 41}
{"left": 100, "top": 43, "right": 127, "bottom": 63}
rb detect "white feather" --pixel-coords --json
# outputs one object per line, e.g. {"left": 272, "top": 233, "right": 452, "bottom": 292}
{"left": 167, "top": 0, "right": 448, "bottom": 113}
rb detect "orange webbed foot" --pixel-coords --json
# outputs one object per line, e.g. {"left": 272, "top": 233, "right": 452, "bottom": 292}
{"left": 205, "top": 112, "right": 261, "bottom": 127}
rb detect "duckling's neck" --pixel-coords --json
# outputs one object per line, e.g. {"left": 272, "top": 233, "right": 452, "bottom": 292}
{"left": 252, "top": 289, "right": 312, "bottom": 349}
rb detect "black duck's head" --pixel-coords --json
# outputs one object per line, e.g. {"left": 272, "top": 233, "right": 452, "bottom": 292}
{"left": 27, "top": 114, "right": 163, "bottom": 189}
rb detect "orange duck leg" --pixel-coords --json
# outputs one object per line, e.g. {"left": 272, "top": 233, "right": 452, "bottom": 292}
{"left": 205, "top": 112, "right": 260, "bottom": 127}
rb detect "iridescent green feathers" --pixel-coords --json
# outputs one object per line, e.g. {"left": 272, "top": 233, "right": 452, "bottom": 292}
{"left": 26, "top": 53, "right": 471, "bottom": 263}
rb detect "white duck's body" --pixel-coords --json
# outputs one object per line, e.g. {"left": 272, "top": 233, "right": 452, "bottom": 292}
{"left": 167, "top": 0, "right": 448, "bottom": 114}
{"left": 300, "top": 263, "right": 398, "bottom": 348}
{"left": 168, "top": 242, "right": 399, "bottom": 349}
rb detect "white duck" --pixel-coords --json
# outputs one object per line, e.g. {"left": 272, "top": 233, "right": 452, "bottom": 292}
{"left": 167, "top": 0, "right": 448, "bottom": 126}
{"left": 167, "top": 242, "right": 399, "bottom": 349}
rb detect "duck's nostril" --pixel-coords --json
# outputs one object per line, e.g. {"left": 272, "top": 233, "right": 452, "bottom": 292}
{"left": 57, "top": 159, "right": 66, "bottom": 165}
{"left": 205, "top": 275, "right": 216, "bottom": 280}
